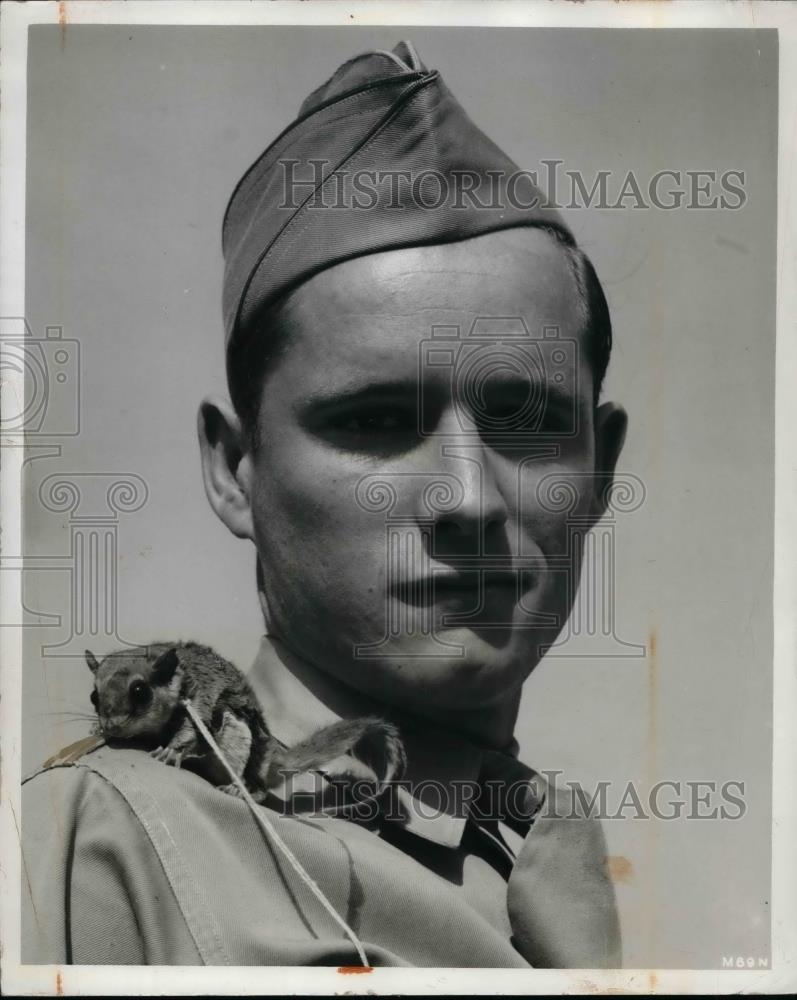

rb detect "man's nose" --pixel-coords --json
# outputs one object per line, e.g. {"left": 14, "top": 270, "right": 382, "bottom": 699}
{"left": 423, "top": 407, "right": 508, "bottom": 545}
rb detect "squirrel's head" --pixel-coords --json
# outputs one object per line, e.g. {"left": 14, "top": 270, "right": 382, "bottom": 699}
{"left": 86, "top": 645, "right": 183, "bottom": 744}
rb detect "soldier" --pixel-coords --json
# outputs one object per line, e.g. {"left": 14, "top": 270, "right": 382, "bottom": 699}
{"left": 22, "top": 41, "right": 626, "bottom": 967}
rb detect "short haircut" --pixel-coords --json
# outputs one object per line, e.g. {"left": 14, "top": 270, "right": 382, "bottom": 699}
{"left": 226, "top": 228, "right": 613, "bottom": 449}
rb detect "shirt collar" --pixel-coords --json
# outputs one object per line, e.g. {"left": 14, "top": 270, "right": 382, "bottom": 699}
{"left": 246, "top": 634, "right": 513, "bottom": 848}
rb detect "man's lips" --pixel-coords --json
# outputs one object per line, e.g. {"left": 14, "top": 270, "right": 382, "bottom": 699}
{"left": 390, "top": 567, "right": 537, "bottom": 605}
{"left": 431, "top": 570, "right": 516, "bottom": 591}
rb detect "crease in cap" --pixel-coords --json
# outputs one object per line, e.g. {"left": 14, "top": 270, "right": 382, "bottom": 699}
{"left": 222, "top": 40, "right": 573, "bottom": 357}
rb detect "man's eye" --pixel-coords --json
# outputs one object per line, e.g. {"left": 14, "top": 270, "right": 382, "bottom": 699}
{"left": 323, "top": 405, "right": 419, "bottom": 450}
{"left": 475, "top": 399, "right": 572, "bottom": 435}
{"left": 474, "top": 403, "right": 542, "bottom": 433}
{"left": 338, "top": 409, "right": 410, "bottom": 432}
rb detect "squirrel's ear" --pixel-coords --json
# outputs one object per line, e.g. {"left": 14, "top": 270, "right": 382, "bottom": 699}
{"left": 85, "top": 649, "right": 101, "bottom": 674}
{"left": 152, "top": 647, "right": 180, "bottom": 685}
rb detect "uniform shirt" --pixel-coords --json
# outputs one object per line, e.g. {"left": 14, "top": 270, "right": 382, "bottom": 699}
{"left": 21, "top": 636, "right": 620, "bottom": 967}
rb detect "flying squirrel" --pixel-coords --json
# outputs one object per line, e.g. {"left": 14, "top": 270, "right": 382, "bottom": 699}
{"left": 85, "top": 641, "right": 406, "bottom": 804}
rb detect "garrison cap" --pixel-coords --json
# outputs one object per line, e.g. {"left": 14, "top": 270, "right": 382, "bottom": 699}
{"left": 222, "top": 40, "right": 573, "bottom": 359}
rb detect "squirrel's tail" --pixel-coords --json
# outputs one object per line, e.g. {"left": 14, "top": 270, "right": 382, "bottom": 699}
{"left": 261, "top": 717, "right": 406, "bottom": 792}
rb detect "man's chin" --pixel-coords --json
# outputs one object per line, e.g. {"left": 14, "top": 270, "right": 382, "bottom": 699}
{"left": 360, "top": 626, "right": 543, "bottom": 709}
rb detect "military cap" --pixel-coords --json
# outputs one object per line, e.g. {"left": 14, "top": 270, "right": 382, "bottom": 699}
{"left": 222, "top": 40, "right": 573, "bottom": 358}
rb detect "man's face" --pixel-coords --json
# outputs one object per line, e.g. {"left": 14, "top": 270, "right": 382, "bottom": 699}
{"left": 239, "top": 228, "right": 617, "bottom": 722}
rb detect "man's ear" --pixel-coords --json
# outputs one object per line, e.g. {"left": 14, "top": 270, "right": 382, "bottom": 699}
{"left": 590, "top": 401, "right": 628, "bottom": 521}
{"left": 197, "top": 395, "right": 254, "bottom": 540}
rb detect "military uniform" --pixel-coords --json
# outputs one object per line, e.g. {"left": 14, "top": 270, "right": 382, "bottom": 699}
{"left": 22, "top": 636, "right": 620, "bottom": 967}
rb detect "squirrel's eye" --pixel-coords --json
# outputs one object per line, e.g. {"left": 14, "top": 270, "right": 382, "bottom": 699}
{"left": 128, "top": 680, "right": 152, "bottom": 707}
{"left": 90, "top": 689, "right": 99, "bottom": 709}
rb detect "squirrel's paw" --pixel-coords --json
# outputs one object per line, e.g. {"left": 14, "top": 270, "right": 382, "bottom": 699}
{"left": 319, "top": 725, "right": 406, "bottom": 796}
{"left": 371, "top": 722, "right": 406, "bottom": 786}
{"left": 150, "top": 745, "right": 184, "bottom": 768}
{"left": 218, "top": 782, "right": 245, "bottom": 799}
{"left": 314, "top": 720, "right": 407, "bottom": 797}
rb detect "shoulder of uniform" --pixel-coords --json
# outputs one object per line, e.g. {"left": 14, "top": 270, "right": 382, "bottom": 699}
{"left": 22, "top": 743, "right": 165, "bottom": 829}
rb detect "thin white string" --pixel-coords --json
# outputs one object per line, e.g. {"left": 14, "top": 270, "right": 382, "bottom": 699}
{"left": 181, "top": 699, "right": 370, "bottom": 968}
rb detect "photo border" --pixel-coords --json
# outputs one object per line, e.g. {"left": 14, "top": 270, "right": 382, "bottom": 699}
{"left": 1, "top": 1, "right": 795, "bottom": 994}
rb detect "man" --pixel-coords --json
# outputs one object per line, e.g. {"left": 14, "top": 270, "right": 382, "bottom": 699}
{"left": 22, "top": 41, "right": 626, "bottom": 967}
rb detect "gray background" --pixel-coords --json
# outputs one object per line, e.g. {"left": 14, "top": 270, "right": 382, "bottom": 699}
{"left": 22, "top": 25, "right": 777, "bottom": 968}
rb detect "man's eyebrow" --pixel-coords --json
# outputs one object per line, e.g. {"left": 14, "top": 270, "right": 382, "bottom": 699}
{"left": 297, "top": 379, "right": 419, "bottom": 410}
{"left": 295, "top": 372, "right": 582, "bottom": 411}
{"left": 479, "top": 375, "right": 581, "bottom": 406}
